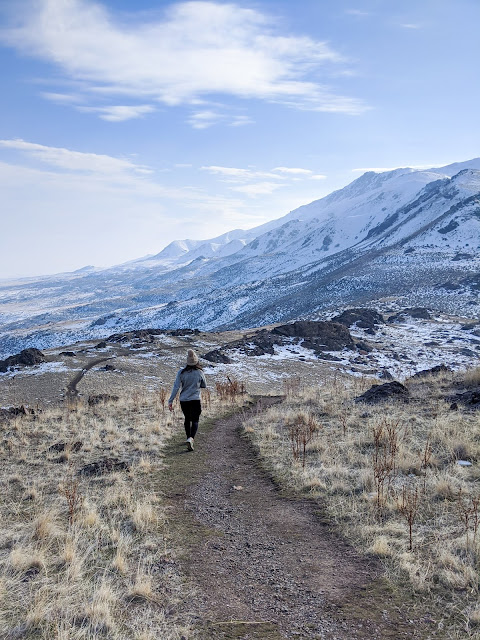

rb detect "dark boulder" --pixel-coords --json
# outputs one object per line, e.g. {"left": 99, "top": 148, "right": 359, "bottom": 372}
{"left": 227, "top": 329, "right": 277, "bottom": 356}
{"left": 96, "top": 341, "right": 107, "bottom": 349}
{"left": 331, "top": 308, "right": 384, "bottom": 331}
{"left": 106, "top": 329, "right": 165, "bottom": 343}
{"left": 0, "top": 348, "right": 46, "bottom": 372}
{"left": 48, "top": 441, "right": 83, "bottom": 453}
{"left": 202, "top": 349, "right": 232, "bottom": 364}
{"left": 272, "top": 321, "right": 355, "bottom": 351}
{"left": 355, "top": 381, "right": 410, "bottom": 404}
{"left": 450, "top": 389, "right": 480, "bottom": 409}
{"left": 411, "top": 364, "right": 451, "bottom": 379}
{"left": 8, "top": 405, "right": 35, "bottom": 416}
{"left": 79, "top": 458, "right": 129, "bottom": 477}
{"left": 87, "top": 394, "right": 119, "bottom": 406}
{"left": 168, "top": 328, "right": 200, "bottom": 337}
{"left": 59, "top": 351, "right": 76, "bottom": 357}
{"left": 388, "top": 308, "right": 432, "bottom": 322}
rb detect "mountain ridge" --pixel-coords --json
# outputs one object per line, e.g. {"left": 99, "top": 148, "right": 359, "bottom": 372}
{"left": 0, "top": 159, "right": 479, "bottom": 357}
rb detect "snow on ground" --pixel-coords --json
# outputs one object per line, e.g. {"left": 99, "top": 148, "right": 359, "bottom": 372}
{"left": 0, "top": 361, "right": 76, "bottom": 378}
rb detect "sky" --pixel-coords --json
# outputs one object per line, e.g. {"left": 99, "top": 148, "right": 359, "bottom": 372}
{"left": 0, "top": 0, "right": 479, "bottom": 278}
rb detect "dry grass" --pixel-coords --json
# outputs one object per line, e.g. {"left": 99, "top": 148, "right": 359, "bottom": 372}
{"left": 0, "top": 388, "right": 232, "bottom": 639}
{"left": 242, "top": 368, "right": 480, "bottom": 635}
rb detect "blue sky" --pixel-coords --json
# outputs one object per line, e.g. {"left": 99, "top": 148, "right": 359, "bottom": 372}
{"left": 0, "top": 0, "right": 479, "bottom": 277}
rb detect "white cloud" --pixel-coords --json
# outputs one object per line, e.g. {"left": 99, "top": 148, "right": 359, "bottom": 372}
{"left": 201, "top": 165, "right": 282, "bottom": 182}
{"left": 400, "top": 23, "right": 421, "bottom": 29}
{"left": 272, "top": 166, "right": 313, "bottom": 175}
{"left": 187, "top": 111, "right": 224, "bottom": 129}
{"left": 78, "top": 104, "right": 156, "bottom": 121}
{"left": 310, "top": 174, "right": 327, "bottom": 180}
{"left": 0, "top": 139, "right": 152, "bottom": 175}
{"left": 2, "top": 0, "right": 368, "bottom": 120}
{"left": 42, "top": 91, "right": 82, "bottom": 104}
{"left": 230, "top": 115, "right": 254, "bottom": 127}
{"left": 345, "top": 9, "right": 371, "bottom": 17}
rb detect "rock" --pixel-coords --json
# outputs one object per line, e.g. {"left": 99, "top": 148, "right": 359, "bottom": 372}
{"left": 48, "top": 441, "right": 83, "bottom": 453}
{"left": 202, "top": 349, "right": 232, "bottom": 364}
{"left": 168, "top": 328, "right": 200, "bottom": 337}
{"left": 103, "top": 364, "right": 115, "bottom": 371}
{"left": 331, "top": 308, "right": 384, "bottom": 331}
{"left": 451, "top": 389, "right": 480, "bottom": 408}
{"left": 106, "top": 329, "right": 165, "bottom": 343}
{"left": 355, "top": 341, "right": 373, "bottom": 353}
{"left": 388, "top": 307, "right": 432, "bottom": 322}
{"left": 272, "top": 321, "right": 355, "bottom": 351}
{"left": 355, "top": 381, "right": 410, "bottom": 404}
{"left": 87, "top": 394, "right": 119, "bottom": 406}
{"left": 411, "top": 364, "right": 451, "bottom": 379}
{"left": 450, "top": 402, "right": 458, "bottom": 410}
{"left": 96, "top": 341, "right": 107, "bottom": 349}
{"left": 79, "top": 458, "right": 130, "bottom": 477}
{"left": 379, "top": 369, "right": 394, "bottom": 380}
{"left": 7, "top": 405, "right": 35, "bottom": 416}
{"left": 59, "top": 351, "right": 76, "bottom": 357}
{"left": 0, "top": 348, "right": 46, "bottom": 373}
{"left": 227, "top": 329, "right": 277, "bottom": 356}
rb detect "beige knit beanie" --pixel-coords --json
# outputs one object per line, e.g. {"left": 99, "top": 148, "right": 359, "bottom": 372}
{"left": 186, "top": 349, "right": 199, "bottom": 366}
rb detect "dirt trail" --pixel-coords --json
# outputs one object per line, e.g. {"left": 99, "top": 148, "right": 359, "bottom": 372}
{"left": 162, "top": 398, "right": 439, "bottom": 640}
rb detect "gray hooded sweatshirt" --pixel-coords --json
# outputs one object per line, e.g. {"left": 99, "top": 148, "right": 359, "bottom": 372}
{"left": 169, "top": 367, "right": 207, "bottom": 404}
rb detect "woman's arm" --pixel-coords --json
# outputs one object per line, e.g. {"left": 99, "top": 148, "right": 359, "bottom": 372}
{"left": 168, "top": 370, "right": 182, "bottom": 409}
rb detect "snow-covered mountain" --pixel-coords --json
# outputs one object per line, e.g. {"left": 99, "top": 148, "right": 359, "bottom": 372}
{"left": 1, "top": 159, "right": 479, "bottom": 357}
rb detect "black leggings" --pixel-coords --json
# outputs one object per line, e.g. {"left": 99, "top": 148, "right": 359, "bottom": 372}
{"left": 180, "top": 400, "right": 202, "bottom": 439}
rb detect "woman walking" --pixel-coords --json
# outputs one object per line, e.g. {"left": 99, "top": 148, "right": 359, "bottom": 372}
{"left": 168, "top": 349, "right": 207, "bottom": 451}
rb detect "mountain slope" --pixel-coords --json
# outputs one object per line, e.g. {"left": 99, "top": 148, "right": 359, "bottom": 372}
{"left": 0, "top": 159, "right": 479, "bottom": 356}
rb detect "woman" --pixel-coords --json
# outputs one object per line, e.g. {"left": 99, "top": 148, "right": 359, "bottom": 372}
{"left": 168, "top": 349, "right": 207, "bottom": 451}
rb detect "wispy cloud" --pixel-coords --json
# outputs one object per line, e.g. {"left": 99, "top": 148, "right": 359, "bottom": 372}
{"left": 187, "top": 111, "right": 224, "bottom": 129}
{"left": 310, "top": 174, "right": 327, "bottom": 180}
{"left": 345, "top": 9, "right": 371, "bottom": 17}
{"left": 201, "top": 165, "right": 281, "bottom": 181}
{"left": 0, "top": 139, "right": 152, "bottom": 174}
{"left": 400, "top": 23, "right": 421, "bottom": 29}
{"left": 272, "top": 166, "right": 313, "bottom": 175}
{"left": 78, "top": 104, "right": 156, "bottom": 122}
{"left": 2, "top": 0, "right": 368, "bottom": 122}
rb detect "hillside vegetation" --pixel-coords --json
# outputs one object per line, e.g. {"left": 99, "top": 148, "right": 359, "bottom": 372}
{"left": 0, "top": 388, "right": 229, "bottom": 640}
{"left": 243, "top": 368, "right": 480, "bottom": 636}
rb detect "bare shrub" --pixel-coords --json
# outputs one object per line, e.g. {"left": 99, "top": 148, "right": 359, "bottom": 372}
{"left": 59, "top": 468, "right": 83, "bottom": 525}
{"left": 215, "top": 377, "right": 246, "bottom": 401}
{"left": 397, "top": 483, "right": 420, "bottom": 551}
{"left": 288, "top": 412, "right": 319, "bottom": 468}
{"left": 372, "top": 418, "right": 399, "bottom": 510}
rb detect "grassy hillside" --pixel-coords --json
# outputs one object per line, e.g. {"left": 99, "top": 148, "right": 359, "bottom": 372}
{"left": 0, "top": 388, "right": 234, "bottom": 639}
{"left": 242, "top": 368, "right": 480, "bottom": 636}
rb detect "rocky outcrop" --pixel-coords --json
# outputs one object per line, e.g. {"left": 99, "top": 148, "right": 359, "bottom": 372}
{"left": 202, "top": 349, "right": 232, "bottom": 364}
{"left": 87, "top": 394, "right": 119, "bottom": 406}
{"left": 355, "top": 381, "right": 410, "bottom": 404}
{"left": 79, "top": 458, "right": 130, "bottom": 477}
{"left": 331, "top": 308, "right": 384, "bottom": 332}
{"left": 411, "top": 364, "right": 451, "bottom": 379}
{"left": 0, "top": 348, "right": 46, "bottom": 373}
{"left": 272, "top": 321, "right": 355, "bottom": 351}
{"left": 388, "top": 307, "right": 432, "bottom": 322}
